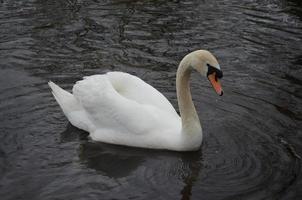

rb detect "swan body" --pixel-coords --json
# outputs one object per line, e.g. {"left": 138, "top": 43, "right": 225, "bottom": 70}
{"left": 49, "top": 50, "right": 223, "bottom": 151}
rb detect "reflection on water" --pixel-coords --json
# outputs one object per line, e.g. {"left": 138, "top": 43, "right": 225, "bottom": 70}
{"left": 0, "top": 0, "right": 302, "bottom": 199}
{"left": 78, "top": 130, "right": 202, "bottom": 200}
{"left": 79, "top": 142, "right": 145, "bottom": 179}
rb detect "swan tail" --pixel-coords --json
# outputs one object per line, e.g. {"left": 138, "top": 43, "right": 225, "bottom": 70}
{"left": 48, "top": 81, "right": 80, "bottom": 115}
{"left": 48, "top": 81, "right": 93, "bottom": 132}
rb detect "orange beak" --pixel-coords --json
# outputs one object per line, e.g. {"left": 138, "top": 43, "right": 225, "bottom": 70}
{"left": 208, "top": 73, "right": 223, "bottom": 96}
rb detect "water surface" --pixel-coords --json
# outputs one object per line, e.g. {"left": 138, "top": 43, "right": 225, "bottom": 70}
{"left": 0, "top": 0, "right": 302, "bottom": 199}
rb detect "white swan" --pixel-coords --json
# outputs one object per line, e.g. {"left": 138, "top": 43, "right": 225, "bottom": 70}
{"left": 49, "top": 50, "right": 223, "bottom": 151}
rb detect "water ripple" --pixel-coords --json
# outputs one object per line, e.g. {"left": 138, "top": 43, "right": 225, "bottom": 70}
{"left": 0, "top": 0, "right": 302, "bottom": 200}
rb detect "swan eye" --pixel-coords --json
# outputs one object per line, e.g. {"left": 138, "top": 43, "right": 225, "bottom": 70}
{"left": 207, "top": 64, "right": 223, "bottom": 79}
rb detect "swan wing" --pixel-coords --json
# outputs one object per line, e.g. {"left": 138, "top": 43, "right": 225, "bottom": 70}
{"left": 106, "top": 72, "right": 178, "bottom": 116}
{"left": 72, "top": 72, "right": 180, "bottom": 136}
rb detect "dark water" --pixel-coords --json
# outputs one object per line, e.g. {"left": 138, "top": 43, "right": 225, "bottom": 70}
{"left": 0, "top": 0, "right": 302, "bottom": 199}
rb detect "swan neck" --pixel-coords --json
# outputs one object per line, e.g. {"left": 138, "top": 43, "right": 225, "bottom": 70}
{"left": 176, "top": 58, "right": 201, "bottom": 133}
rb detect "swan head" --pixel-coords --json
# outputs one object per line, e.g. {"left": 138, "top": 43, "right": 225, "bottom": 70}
{"left": 186, "top": 50, "right": 223, "bottom": 96}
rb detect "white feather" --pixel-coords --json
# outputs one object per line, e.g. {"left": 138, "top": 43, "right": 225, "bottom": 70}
{"left": 50, "top": 72, "right": 182, "bottom": 150}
